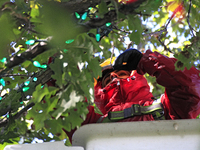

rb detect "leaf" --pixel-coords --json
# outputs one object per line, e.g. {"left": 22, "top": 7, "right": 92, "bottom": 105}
{"left": 46, "top": 95, "right": 59, "bottom": 113}
{"left": 13, "top": 28, "right": 21, "bottom": 35}
{"left": 98, "top": 0, "right": 108, "bottom": 16}
{"left": 45, "top": 119, "right": 68, "bottom": 135}
{"left": 37, "top": 2, "right": 80, "bottom": 47}
{"left": 87, "top": 57, "right": 102, "bottom": 78}
{"left": 0, "top": 13, "right": 15, "bottom": 57}
{"left": 49, "top": 58, "right": 63, "bottom": 88}
{"left": 66, "top": 109, "right": 84, "bottom": 129}
{"left": 53, "top": 90, "right": 84, "bottom": 119}
{"left": 127, "top": 14, "right": 135, "bottom": 30}
{"left": 32, "top": 84, "right": 49, "bottom": 103}
{"left": 128, "top": 15, "right": 142, "bottom": 44}
{"left": 34, "top": 112, "right": 50, "bottom": 131}
{"left": 30, "top": 7, "right": 40, "bottom": 18}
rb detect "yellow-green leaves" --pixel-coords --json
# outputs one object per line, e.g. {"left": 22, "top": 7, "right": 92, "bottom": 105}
{"left": 32, "top": 84, "right": 49, "bottom": 103}
{"left": 30, "top": 5, "right": 40, "bottom": 18}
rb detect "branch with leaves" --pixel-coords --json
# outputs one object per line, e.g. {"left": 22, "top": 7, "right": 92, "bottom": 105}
{"left": 0, "top": 0, "right": 200, "bottom": 148}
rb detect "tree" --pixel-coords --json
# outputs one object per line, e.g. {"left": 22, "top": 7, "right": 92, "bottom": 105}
{"left": 0, "top": 0, "right": 199, "bottom": 148}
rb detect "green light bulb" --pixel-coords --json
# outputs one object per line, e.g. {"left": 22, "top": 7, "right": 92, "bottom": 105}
{"left": 22, "top": 87, "right": 30, "bottom": 92}
{"left": 96, "top": 34, "right": 101, "bottom": 42}
{"left": 65, "top": 39, "right": 74, "bottom": 44}
{"left": 0, "top": 57, "right": 7, "bottom": 63}
{"left": 106, "top": 22, "right": 111, "bottom": 27}
{"left": 40, "top": 64, "right": 47, "bottom": 69}
{"left": 75, "top": 12, "right": 80, "bottom": 19}
{"left": 0, "top": 97, "right": 2, "bottom": 100}
{"left": 24, "top": 81, "right": 30, "bottom": 86}
{"left": 33, "top": 61, "right": 41, "bottom": 67}
{"left": 63, "top": 49, "right": 68, "bottom": 53}
{"left": 25, "top": 39, "right": 35, "bottom": 45}
{"left": 20, "top": 102, "right": 23, "bottom": 104}
{"left": 7, "top": 114, "right": 9, "bottom": 118}
{"left": 33, "top": 77, "right": 37, "bottom": 82}
{"left": 0, "top": 78, "right": 5, "bottom": 87}
{"left": 81, "top": 12, "right": 87, "bottom": 20}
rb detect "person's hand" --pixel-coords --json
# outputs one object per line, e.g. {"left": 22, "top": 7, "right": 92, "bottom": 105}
{"left": 113, "top": 48, "right": 143, "bottom": 71}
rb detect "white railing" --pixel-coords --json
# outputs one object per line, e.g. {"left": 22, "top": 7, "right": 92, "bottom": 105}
{"left": 4, "top": 119, "right": 200, "bottom": 150}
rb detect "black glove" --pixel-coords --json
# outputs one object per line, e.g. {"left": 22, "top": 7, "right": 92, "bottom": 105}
{"left": 113, "top": 48, "right": 143, "bottom": 71}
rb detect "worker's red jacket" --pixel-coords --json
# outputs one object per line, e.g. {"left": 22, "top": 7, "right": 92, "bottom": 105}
{"left": 62, "top": 50, "right": 200, "bottom": 141}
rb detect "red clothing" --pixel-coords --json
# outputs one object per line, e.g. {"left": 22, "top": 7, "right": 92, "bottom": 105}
{"left": 138, "top": 50, "right": 200, "bottom": 119}
{"left": 64, "top": 50, "right": 200, "bottom": 141}
{"left": 88, "top": 50, "right": 200, "bottom": 122}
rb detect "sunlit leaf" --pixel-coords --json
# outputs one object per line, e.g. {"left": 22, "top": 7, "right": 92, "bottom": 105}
{"left": 32, "top": 84, "right": 49, "bottom": 103}
{"left": 30, "top": 7, "right": 40, "bottom": 18}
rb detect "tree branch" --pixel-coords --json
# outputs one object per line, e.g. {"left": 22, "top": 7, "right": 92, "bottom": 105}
{"left": 84, "top": 10, "right": 117, "bottom": 29}
{"left": 71, "top": 0, "right": 147, "bottom": 31}
{"left": 0, "top": 38, "right": 51, "bottom": 77}
{"left": 0, "top": 0, "right": 148, "bottom": 73}
{"left": 187, "top": 0, "right": 195, "bottom": 37}
{"left": 143, "top": 29, "right": 167, "bottom": 37}
{"left": 7, "top": 42, "right": 49, "bottom": 69}
{"left": 59, "top": 0, "right": 103, "bottom": 13}
{"left": 0, "top": 78, "right": 71, "bottom": 128}
{"left": 1, "top": 74, "right": 32, "bottom": 77}
{"left": 0, "top": 102, "right": 35, "bottom": 128}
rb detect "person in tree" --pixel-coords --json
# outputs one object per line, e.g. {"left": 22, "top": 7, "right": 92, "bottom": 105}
{"left": 61, "top": 49, "right": 200, "bottom": 142}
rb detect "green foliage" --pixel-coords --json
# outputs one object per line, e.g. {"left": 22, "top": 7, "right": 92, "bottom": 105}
{"left": 0, "top": 0, "right": 200, "bottom": 149}
{"left": 36, "top": 2, "right": 80, "bottom": 47}
{"left": 98, "top": 0, "right": 108, "bottom": 17}
{"left": 0, "top": 13, "right": 15, "bottom": 57}
{"left": 128, "top": 15, "right": 142, "bottom": 44}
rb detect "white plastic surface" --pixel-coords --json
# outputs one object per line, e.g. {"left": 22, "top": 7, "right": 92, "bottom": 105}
{"left": 4, "top": 141, "right": 83, "bottom": 150}
{"left": 72, "top": 119, "right": 200, "bottom": 150}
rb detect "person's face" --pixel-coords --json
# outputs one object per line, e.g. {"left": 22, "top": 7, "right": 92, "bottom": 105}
{"left": 102, "top": 70, "right": 131, "bottom": 88}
